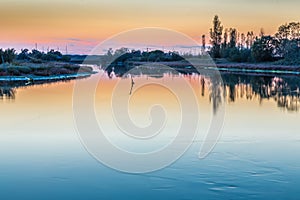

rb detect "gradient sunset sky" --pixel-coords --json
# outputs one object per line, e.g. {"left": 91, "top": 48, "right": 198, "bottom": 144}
{"left": 1, "top": 0, "right": 299, "bottom": 54}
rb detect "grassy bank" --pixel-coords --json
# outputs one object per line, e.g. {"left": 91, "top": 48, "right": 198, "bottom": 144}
{"left": 0, "top": 61, "right": 94, "bottom": 77}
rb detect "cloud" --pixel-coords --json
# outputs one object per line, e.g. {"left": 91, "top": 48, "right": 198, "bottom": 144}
{"left": 66, "top": 38, "right": 83, "bottom": 42}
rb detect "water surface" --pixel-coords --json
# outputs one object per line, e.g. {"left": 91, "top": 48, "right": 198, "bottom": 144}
{"left": 0, "top": 71, "right": 300, "bottom": 199}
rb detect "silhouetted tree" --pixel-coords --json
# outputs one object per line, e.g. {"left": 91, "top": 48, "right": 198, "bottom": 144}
{"left": 0, "top": 48, "right": 16, "bottom": 64}
{"left": 0, "top": 49, "right": 4, "bottom": 64}
{"left": 209, "top": 15, "right": 223, "bottom": 58}
{"left": 246, "top": 31, "right": 254, "bottom": 49}
{"left": 30, "top": 49, "right": 43, "bottom": 59}
{"left": 202, "top": 34, "right": 206, "bottom": 53}
{"left": 275, "top": 22, "right": 300, "bottom": 63}
{"left": 251, "top": 36, "right": 276, "bottom": 62}
{"left": 17, "top": 49, "right": 29, "bottom": 60}
{"left": 240, "top": 33, "right": 246, "bottom": 49}
{"left": 259, "top": 28, "right": 265, "bottom": 37}
{"left": 229, "top": 28, "right": 237, "bottom": 48}
{"left": 222, "top": 28, "right": 228, "bottom": 49}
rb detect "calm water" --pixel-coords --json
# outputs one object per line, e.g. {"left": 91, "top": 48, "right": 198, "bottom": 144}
{"left": 1, "top": 71, "right": 300, "bottom": 199}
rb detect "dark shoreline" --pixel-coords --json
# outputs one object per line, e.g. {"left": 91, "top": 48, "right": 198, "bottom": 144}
{"left": 118, "top": 61, "right": 300, "bottom": 76}
{"left": 0, "top": 61, "right": 96, "bottom": 82}
{"left": 0, "top": 73, "right": 93, "bottom": 82}
{"left": 131, "top": 61, "right": 300, "bottom": 70}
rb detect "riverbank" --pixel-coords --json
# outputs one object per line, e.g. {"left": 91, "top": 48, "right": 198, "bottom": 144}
{"left": 0, "top": 61, "right": 95, "bottom": 82}
{"left": 0, "top": 61, "right": 94, "bottom": 76}
{"left": 123, "top": 60, "right": 300, "bottom": 76}
{"left": 213, "top": 62, "right": 300, "bottom": 75}
{"left": 0, "top": 73, "right": 92, "bottom": 82}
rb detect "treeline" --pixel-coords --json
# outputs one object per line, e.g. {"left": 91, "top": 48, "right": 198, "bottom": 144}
{"left": 17, "top": 49, "right": 71, "bottom": 63}
{"left": 208, "top": 15, "right": 300, "bottom": 64}
{"left": 101, "top": 48, "right": 187, "bottom": 76}
{"left": 102, "top": 47, "right": 185, "bottom": 64}
{"left": 0, "top": 49, "right": 16, "bottom": 64}
{"left": 0, "top": 48, "right": 71, "bottom": 64}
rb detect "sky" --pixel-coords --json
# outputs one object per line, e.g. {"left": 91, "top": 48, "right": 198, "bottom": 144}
{"left": 0, "top": 0, "right": 299, "bottom": 54}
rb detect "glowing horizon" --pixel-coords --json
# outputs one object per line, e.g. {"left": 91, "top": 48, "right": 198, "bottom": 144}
{"left": 1, "top": 0, "right": 299, "bottom": 54}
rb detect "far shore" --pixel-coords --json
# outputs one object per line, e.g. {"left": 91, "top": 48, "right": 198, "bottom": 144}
{"left": 130, "top": 60, "right": 300, "bottom": 70}
{"left": 119, "top": 60, "right": 300, "bottom": 76}
{"left": 1, "top": 59, "right": 300, "bottom": 82}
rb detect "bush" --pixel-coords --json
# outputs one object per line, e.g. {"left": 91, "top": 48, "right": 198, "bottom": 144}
{"left": 0, "top": 48, "right": 16, "bottom": 64}
{"left": 251, "top": 36, "right": 275, "bottom": 62}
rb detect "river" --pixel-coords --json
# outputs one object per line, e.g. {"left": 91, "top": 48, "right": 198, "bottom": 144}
{"left": 0, "top": 70, "right": 300, "bottom": 199}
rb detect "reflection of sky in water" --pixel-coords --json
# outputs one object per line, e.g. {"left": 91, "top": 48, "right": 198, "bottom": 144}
{"left": 0, "top": 73, "right": 300, "bottom": 199}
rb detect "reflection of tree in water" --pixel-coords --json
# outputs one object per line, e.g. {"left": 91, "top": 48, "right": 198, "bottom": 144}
{"left": 117, "top": 69, "right": 300, "bottom": 112}
{"left": 273, "top": 78, "right": 300, "bottom": 112}
{"left": 0, "top": 86, "right": 16, "bottom": 99}
{"left": 200, "top": 77, "right": 205, "bottom": 97}
{"left": 208, "top": 75, "right": 224, "bottom": 115}
{"left": 221, "top": 74, "right": 300, "bottom": 112}
{"left": 129, "top": 76, "right": 135, "bottom": 95}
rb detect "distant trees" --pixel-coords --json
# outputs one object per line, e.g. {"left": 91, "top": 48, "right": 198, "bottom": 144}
{"left": 16, "top": 49, "right": 67, "bottom": 62}
{"left": 43, "top": 50, "right": 63, "bottom": 61}
{"left": 251, "top": 36, "right": 276, "bottom": 62}
{"left": 30, "top": 49, "right": 43, "bottom": 60}
{"left": 275, "top": 22, "right": 300, "bottom": 64}
{"left": 228, "top": 28, "right": 238, "bottom": 48}
{"left": 101, "top": 48, "right": 187, "bottom": 76}
{"left": 202, "top": 34, "right": 206, "bottom": 51}
{"left": 209, "top": 15, "right": 254, "bottom": 62}
{"left": 0, "top": 48, "right": 16, "bottom": 64}
{"left": 246, "top": 31, "right": 255, "bottom": 49}
{"left": 208, "top": 15, "right": 299, "bottom": 64}
{"left": 103, "top": 48, "right": 184, "bottom": 65}
{"left": 218, "top": 27, "right": 252, "bottom": 62}
{"left": 209, "top": 15, "right": 223, "bottom": 58}
{"left": 222, "top": 28, "right": 228, "bottom": 50}
{"left": 0, "top": 48, "right": 72, "bottom": 64}
{"left": 240, "top": 33, "right": 246, "bottom": 49}
{"left": 275, "top": 23, "right": 300, "bottom": 40}
{"left": 0, "top": 49, "right": 3, "bottom": 63}
{"left": 113, "top": 47, "right": 130, "bottom": 57}
{"left": 17, "top": 49, "right": 29, "bottom": 60}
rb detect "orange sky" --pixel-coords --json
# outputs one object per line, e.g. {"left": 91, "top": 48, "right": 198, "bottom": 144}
{"left": 0, "top": 0, "right": 299, "bottom": 54}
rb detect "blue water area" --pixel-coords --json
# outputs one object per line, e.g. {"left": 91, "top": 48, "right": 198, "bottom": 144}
{"left": 1, "top": 140, "right": 300, "bottom": 200}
